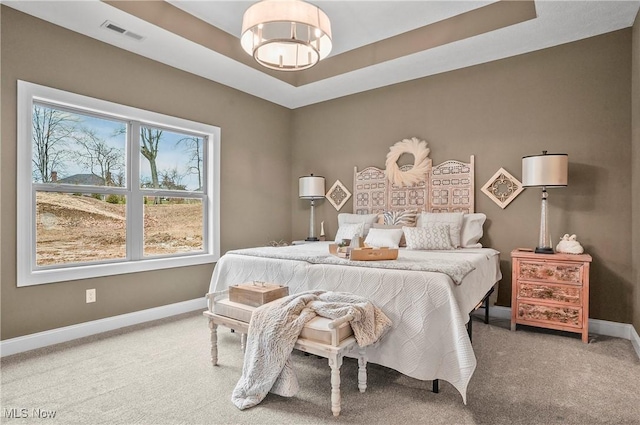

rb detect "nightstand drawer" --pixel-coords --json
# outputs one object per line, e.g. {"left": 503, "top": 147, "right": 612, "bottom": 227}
{"left": 518, "top": 261, "right": 583, "bottom": 285}
{"left": 517, "top": 302, "right": 582, "bottom": 328}
{"left": 517, "top": 282, "right": 581, "bottom": 305}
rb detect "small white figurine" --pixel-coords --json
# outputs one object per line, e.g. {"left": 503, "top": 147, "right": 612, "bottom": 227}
{"left": 320, "top": 221, "right": 325, "bottom": 237}
{"left": 556, "top": 234, "right": 584, "bottom": 254}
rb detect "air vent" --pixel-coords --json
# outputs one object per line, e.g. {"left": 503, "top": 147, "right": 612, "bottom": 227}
{"left": 101, "top": 21, "right": 145, "bottom": 42}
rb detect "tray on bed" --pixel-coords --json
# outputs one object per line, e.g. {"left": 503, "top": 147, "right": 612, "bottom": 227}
{"left": 329, "top": 244, "right": 398, "bottom": 261}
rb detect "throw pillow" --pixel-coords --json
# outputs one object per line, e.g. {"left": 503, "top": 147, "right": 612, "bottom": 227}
{"left": 372, "top": 223, "right": 407, "bottom": 247}
{"left": 418, "top": 212, "right": 464, "bottom": 248}
{"left": 403, "top": 224, "right": 454, "bottom": 250}
{"left": 337, "top": 213, "right": 379, "bottom": 237}
{"left": 363, "top": 228, "right": 404, "bottom": 249}
{"left": 334, "top": 222, "right": 365, "bottom": 243}
{"left": 460, "top": 213, "right": 486, "bottom": 248}
{"left": 383, "top": 209, "right": 419, "bottom": 226}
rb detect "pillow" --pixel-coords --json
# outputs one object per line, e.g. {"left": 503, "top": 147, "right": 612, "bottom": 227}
{"left": 418, "top": 212, "right": 464, "bottom": 248}
{"left": 337, "top": 213, "right": 379, "bottom": 237}
{"left": 461, "top": 213, "right": 486, "bottom": 248}
{"left": 403, "top": 224, "right": 454, "bottom": 250}
{"left": 372, "top": 223, "right": 407, "bottom": 247}
{"left": 364, "top": 228, "right": 404, "bottom": 249}
{"left": 383, "top": 209, "right": 419, "bottom": 227}
{"left": 334, "top": 222, "right": 365, "bottom": 243}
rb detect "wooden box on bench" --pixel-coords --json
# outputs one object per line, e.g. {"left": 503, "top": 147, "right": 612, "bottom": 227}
{"left": 228, "top": 282, "right": 289, "bottom": 307}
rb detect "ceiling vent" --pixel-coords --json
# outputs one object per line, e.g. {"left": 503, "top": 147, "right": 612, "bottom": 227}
{"left": 101, "top": 21, "right": 145, "bottom": 42}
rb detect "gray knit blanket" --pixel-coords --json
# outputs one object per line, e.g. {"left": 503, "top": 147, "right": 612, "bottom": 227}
{"left": 231, "top": 290, "right": 392, "bottom": 410}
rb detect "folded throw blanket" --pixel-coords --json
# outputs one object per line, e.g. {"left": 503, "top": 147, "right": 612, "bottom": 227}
{"left": 231, "top": 290, "right": 392, "bottom": 410}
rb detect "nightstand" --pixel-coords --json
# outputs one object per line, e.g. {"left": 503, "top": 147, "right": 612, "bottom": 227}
{"left": 511, "top": 249, "right": 592, "bottom": 343}
{"left": 291, "top": 240, "right": 321, "bottom": 245}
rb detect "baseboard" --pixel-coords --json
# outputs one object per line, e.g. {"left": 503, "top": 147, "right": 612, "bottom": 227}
{"left": 472, "top": 305, "right": 640, "bottom": 360}
{"left": 0, "top": 298, "right": 207, "bottom": 357}
{"left": 3, "top": 300, "right": 638, "bottom": 360}
{"left": 631, "top": 326, "right": 640, "bottom": 360}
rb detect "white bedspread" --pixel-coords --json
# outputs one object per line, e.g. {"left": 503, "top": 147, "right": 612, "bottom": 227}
{"left": 208, "top": 242, "right": 501, "bottom": 403}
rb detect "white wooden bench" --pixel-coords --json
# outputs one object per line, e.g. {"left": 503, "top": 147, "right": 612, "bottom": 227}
{"left": 204, "top": 291, "right": 367, "bottom": 417}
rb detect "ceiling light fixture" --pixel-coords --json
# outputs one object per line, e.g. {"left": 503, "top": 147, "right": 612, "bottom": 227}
{"left": 241, "top": 0, "right": 332, "bottom": 71}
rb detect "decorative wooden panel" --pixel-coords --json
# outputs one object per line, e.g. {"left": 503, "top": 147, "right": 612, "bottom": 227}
{"left": 353, "top": 167, "right": 387, "bottom": 215}
{"left": 387, "top": 163, "right": 430, "bottom": 211}
{"left": 353, "top": 155, "right": 474, "bottom": 215}
{"left": 429, "top": 157, "right": 474, "bottom": 213}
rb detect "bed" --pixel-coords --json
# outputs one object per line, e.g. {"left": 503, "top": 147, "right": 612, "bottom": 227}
{"left": 207, "top": 140, "right": 501, "bottom": 403}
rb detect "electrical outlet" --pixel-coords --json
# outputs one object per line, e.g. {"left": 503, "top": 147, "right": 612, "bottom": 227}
{"left": 86, "top": 288, "right": 96, "bottom": 303}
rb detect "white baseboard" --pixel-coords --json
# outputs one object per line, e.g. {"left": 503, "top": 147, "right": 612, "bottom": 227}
{"left": 631, "top": 326, "right": 640, "bottom": 360}
{"left": 3, "top": 299, "right": 638, "bottom": 361}
{"left": 472, "top": 305, "right": 640, "bottom": 361}
{"left": 0, "top": 298, "right": 207, "bottom": 357}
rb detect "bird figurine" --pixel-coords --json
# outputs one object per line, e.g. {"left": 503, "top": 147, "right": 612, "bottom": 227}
{"left": 556, "top": 234, "right": 584, "bottom": 254}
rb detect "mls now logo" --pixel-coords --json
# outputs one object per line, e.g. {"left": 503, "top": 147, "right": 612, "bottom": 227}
{"left": 3, "top": 408, "right": 57, "bottom": 419}
{"left": 3, "top": 408, "right": 28, "bottom": 418}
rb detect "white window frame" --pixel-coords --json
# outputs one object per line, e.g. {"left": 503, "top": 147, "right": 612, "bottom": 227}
{"left": 17, "top": 81, "right": 220, "bottom": 286}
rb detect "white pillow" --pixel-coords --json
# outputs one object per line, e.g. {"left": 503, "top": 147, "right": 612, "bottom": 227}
{"left": 418, "top": 212, "right": 464, "bottom": 248}
{"left": 403, "top": 224, "right": 454, "bottom": 250}
{"left": 334, "top": 222, "right": 365, "bottom": 243}
{"left": 461, "top": 213, "right": 486, "bottom": 248}
{"left": 364, "top": 228, "right": 404, "bottom": 249}
{"left": 338, "top": 213, "right": 379, "bottom": 237}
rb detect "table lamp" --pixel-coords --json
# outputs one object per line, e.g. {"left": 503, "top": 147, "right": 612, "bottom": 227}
{"left": 299, "top": 174, "right": 325, "bottom": 241}
{"left": 522, "top": 151, "right": 568, "bottom": 254}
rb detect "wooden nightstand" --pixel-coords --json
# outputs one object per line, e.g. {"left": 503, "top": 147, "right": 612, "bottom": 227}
{"left": 291, "top": 240, "right": 321, "bottom": 245}
{"left": 511, "top": 249, "right": 592, "bottom": 343}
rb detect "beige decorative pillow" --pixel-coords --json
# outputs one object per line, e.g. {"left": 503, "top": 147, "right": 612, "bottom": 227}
{"left": 383, "top": 209, "right": 419, "bottom": 226}
{"left": 334, "top": 222, "right": 365, "bottom": 243}
{"left": 403, "top": 224, "right": 454, "bottom": 250}
{"left": 418, "top": 212, "right": 464, "bottom": 248}
{"left": 337, "top": 213, "right": 379, "bottom": 237}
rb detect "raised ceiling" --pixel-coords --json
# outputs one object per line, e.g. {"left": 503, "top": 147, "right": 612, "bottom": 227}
{"left": 4, "top": 1, "right": 640, "bottom": 109}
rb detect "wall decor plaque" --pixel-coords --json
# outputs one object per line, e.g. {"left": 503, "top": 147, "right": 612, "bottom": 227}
{"left": 480, "top": 167, "right": 523, "bottom": 209}
{"left": 326, "top": 179, "right": 351, "bottom": 211}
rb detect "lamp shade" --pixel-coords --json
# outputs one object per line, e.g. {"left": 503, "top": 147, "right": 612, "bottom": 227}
{"left": 241, "top": 0, "right": 332, "bottom": 71}
{"left": 522, "top": 152, "right": 568, "bottom": 187}
{"left": 299, "top": 175, "right": 325, "bottom": 199}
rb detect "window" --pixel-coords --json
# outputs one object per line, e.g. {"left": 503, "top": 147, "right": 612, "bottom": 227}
{"left": 17, "top": 81, "right": 220, "bottom": 286}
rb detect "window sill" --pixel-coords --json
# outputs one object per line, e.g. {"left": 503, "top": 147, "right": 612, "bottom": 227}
{"left": 18, "top": 253, "right": 218, "bottom": 287}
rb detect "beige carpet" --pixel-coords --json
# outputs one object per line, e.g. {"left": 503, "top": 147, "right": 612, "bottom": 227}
{"left": 1, "top": 312, "right": 639, "bottom": 425}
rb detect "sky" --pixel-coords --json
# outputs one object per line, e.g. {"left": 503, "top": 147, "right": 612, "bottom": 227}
{"left": 33, "top": 105, "right": 204, "bottom": 192}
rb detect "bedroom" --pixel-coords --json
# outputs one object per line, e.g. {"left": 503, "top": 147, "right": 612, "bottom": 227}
{"left": 1, "top": 1, "right": 639, "bottom": 423}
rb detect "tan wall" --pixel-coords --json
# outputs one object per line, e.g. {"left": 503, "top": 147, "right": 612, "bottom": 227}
{"left": 632, "top": 10, "right": 640, "bottom": 335}
{"left": 0, "top": 7, "right": 292, "bottom": 339}
{"left": 291, "top": 30, "right": 633, "bottom": 324}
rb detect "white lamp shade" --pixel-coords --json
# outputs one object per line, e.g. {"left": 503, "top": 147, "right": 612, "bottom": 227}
{"left": 241, "top": 0, "right": 332, "bottom": 71}
{"left": 299, "top": 175, "right": 325, "bottom": 199}
{"left": 522, "top": 153, "right": 568, "bottom": 187}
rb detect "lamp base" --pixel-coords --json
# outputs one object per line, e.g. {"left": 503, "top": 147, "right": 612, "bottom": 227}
{"left": 305, "top": 237, "right": 319, "bottom": 242}
{"left": 534, "top": 247, "right": 555, "bottom": 254}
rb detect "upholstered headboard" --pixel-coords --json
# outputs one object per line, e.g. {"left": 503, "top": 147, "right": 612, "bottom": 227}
{"left": 353, "top": 156, "right": 475, "bottom": 215}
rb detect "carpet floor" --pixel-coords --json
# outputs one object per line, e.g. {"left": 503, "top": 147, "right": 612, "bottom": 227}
{"left": 1, "top": 312, "right": 639, "bottom": 425}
